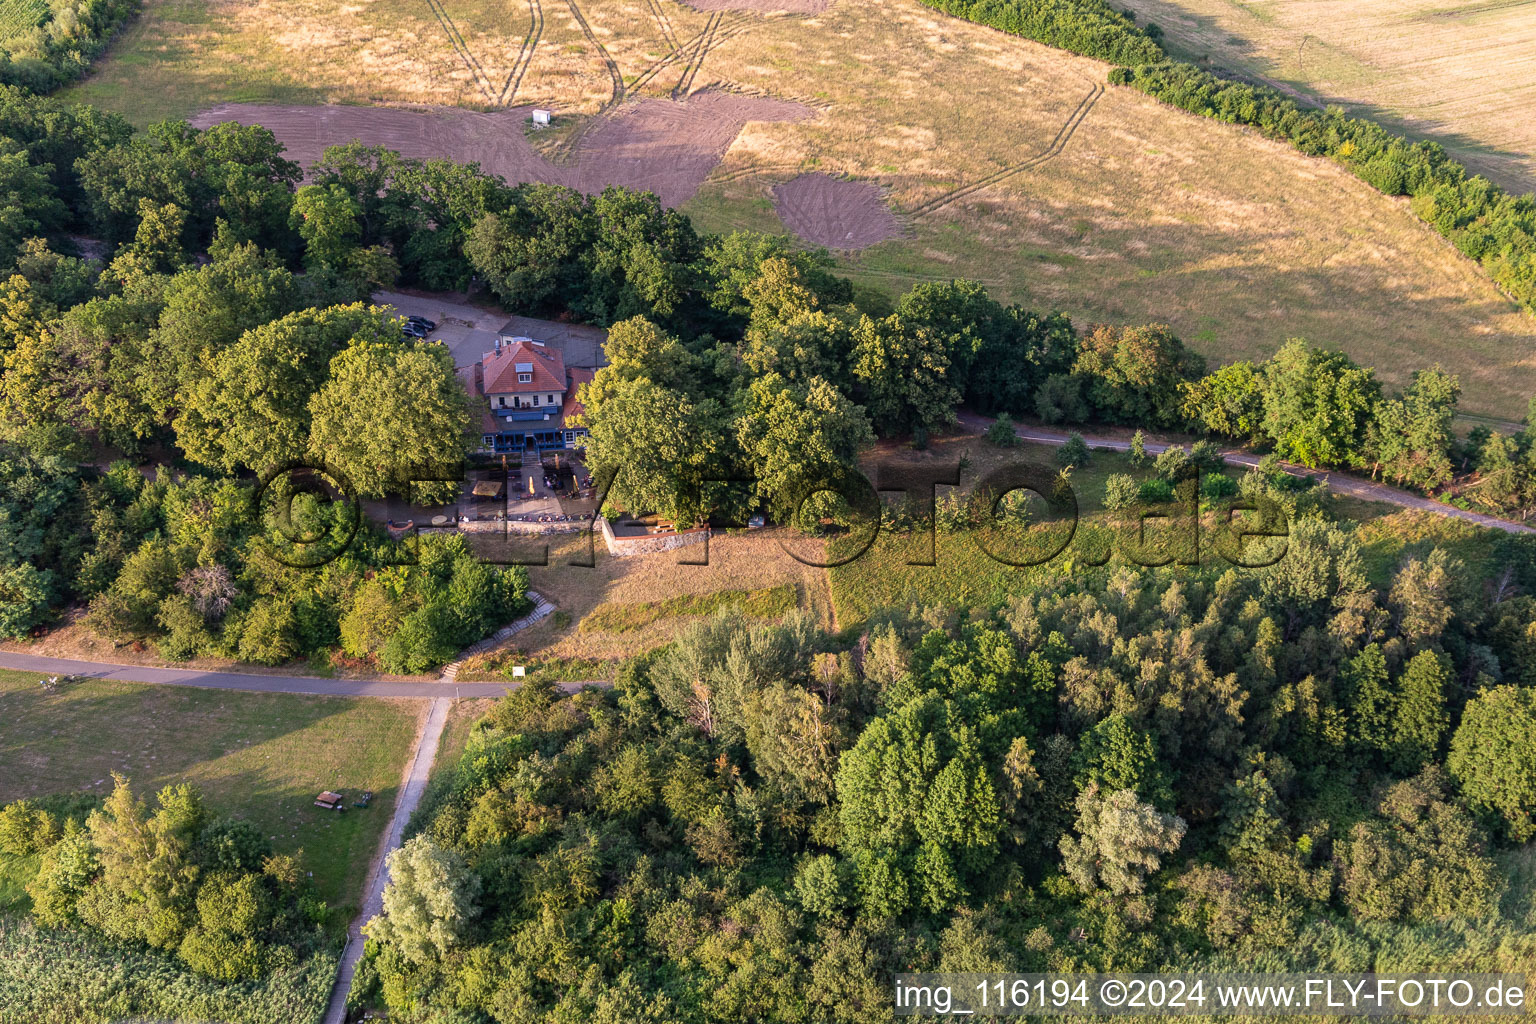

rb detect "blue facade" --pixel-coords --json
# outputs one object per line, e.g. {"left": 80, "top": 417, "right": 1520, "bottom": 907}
{"left": 480, "top": 425, "right": 588, "bottom": 453}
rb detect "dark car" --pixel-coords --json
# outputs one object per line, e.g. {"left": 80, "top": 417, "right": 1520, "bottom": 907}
{"left": 406, "top": 316, "right": 437, "bottom": 331}
{"left": 400, "top": 321, "right": 428, "bottom": 338}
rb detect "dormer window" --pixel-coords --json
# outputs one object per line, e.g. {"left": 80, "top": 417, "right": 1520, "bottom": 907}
{"left": 518, "top": 373, "right": 532, "bottom": 383}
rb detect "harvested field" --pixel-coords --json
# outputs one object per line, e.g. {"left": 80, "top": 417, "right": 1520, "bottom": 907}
{"left": 191, "top": 91, "right": 812, "bottom": 208}
{"left": 73, "top": 0, "right": 1536, "bottom": 419}
{"left": 574, "top": 91, "right": 813, "bottom": 205}
{"left": 1117, "top": 0, "right": 1536, "bottom": 194}
{"left": 772, "top": 173, "right": 901, "bottom": 249}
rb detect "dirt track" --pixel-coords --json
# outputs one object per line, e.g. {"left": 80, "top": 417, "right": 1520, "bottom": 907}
{"left": 192, "top": 91, "right": 813, "bottom": 209}
{"left": 772, "top": 173, "right": 900, "bottom": 249}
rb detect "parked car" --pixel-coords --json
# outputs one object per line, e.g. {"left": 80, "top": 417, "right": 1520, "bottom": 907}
{"left": 400, "top": 321, "right": 428, "bottom": 338}
{"left": 406, "top": 315, "right": 437, "bottom": 331}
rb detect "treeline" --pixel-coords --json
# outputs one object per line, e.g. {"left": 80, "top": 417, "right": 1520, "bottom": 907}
{"left": 350, "top": 519, "right": 1536, "bottom": 1020}
{"left": 1111, "top": 61, "right": 1536, "bottom": 312}
{"left": 0, "top": 0, "right": 139, "bottom": 94}
{"left": 909, "top": 0, "right": 1163, "bottom": 66}
{"left": 2, "top": 777, "right": 331, "bottom": 987}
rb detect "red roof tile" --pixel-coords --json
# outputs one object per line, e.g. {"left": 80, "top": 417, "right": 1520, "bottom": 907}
{"left": 483, "top": 339, "right": 566, "bottom": 395}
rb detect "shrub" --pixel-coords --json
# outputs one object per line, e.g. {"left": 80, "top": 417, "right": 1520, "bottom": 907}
{"left": 1153, "top": 445, "right": 1191, "bottom": 481}
{"left": 1056, "top": 432, "right": 1091, "bottom": 469}
{"left": 1199, "top": 473, "right": 1238, "bottom": 501}
{"left": 1190, "top": 439, "right": 1225, "bottom": 473}
{"left": 985, "top": 414, "right": 1021, "bottom": 447}
{"left": 1138, "top": 478, "right": 1175, "bottom": 503}
{"left": 0, "top": 800, "right": 60, "bottom": 856}
{"left": 1128, "top": 429, "right": 1149, "bottom": 468}
{"left": 1034, "top": 373, "right": 1087, "bottom": 424}
{"left": 1103, "top": 474, "right": 1140, "bottom": 510}
{"left": 232, "top": 598, "right": 299, "bottom": 666}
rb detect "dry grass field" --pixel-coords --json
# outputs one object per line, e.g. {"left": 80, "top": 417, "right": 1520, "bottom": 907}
{"left": 456, "top": 532, "right": 832, "bottom": 678}
{"left": 62, "top": 0, "right": 1536, "bottom": 419}
{"left": 1115, "top": 0, "right": 1536, "bottom": 196}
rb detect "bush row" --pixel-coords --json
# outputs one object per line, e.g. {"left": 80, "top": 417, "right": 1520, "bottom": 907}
{"left": 910, "top": 0, "right": 1164, "bottom": 65}
{"left": 0, "top": 0, "right": 140, "bottom": 95}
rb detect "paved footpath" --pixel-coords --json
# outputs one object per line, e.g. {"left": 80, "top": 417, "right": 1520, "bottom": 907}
{"left": 0, "top": 649, "right": 520, "bottom": 697}
{"left": 321, "top": 697, "right": 449, "bottom": 1024}
{"left": 955, "top": 411, "right": 1536, "bottom": 536}
{"left": 0, "top": 594, "right": 561, "bottom": 697}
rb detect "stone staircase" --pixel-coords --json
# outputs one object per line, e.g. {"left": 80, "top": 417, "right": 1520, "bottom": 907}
{"left": 439, "top": 590, "right": 553, "bottom": 683}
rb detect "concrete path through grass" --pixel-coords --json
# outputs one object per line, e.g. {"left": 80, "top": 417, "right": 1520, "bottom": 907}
{"left": 0, "top": 593, "right": 567, "bottom": 697}
{"left": 321, "top": 696, "right": 449, "bottom": 1024}
{"left": 0, "top": 650, "right": 525, "bottom": 696}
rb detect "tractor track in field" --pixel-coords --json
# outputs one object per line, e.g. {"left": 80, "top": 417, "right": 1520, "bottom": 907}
{"left": 546, "top": 11, "right": 751, "bottom": 163}
{"left": 644, "top": 0, "right": 681, "bottom": 50}
{"left": 565, "top": 0, "right": 626, "bottom": 107}
{"left": 425, "top": 0, "right": 501, "bottom": 105}
{"left": 672, "top": 10, "right": 723, "bottom": 98}
{"left": 624, "top": 11, "right": 751, "bottom": 97}
{"left": 496, "top": 0, "right": 544, "bottom": 106}
{"left": 904, "top": 79, "right": 1102, "bottom": 216}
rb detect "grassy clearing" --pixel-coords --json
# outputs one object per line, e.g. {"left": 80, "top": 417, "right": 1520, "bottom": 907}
{"left": 0, "top": 669, "right": 421, "bottom": 929}
{"left": 464, "top": 651, "right": 621, "bottom": 684}
{"left": 64, "top": 0, "right": 1536, "bottom": 419}
{"left": 1115, "top": 0, "right": 1536, "bottom": 195}
{"left": 579, "top": 583, "right": 798, "bottom": 632}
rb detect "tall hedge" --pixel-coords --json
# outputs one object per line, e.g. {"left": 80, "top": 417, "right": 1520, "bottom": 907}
{"left": 914, "top": 0, "right": 1165, "bottom": 66}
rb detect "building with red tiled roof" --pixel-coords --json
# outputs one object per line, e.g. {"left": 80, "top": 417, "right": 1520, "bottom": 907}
{"left": 465, "top": 337, "right": 593, "bottom": 453}
{"left": 483, "top": 337, "right": 567, "bottom": 412}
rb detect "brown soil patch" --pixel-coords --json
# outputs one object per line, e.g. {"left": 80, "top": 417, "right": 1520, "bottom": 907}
{"left": 771, "top": 172, "right": 900, "bottom": 249}
{"left": 191, "top": 91, "right": 813, "bottom": 208}
{"left": 683, "top": 0, "right": 830, "bottom": 12}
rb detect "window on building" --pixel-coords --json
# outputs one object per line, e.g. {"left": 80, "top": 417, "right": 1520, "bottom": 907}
{"left": 518, "top": 372, "right": 532, "bottom": 383}
{"left": 531, "top": 395, "right": 539, "bottom": 406}
{"left": 548, "top": 394, "right": 556, "bottom": 403}
{"left": 498, "top": 396, "right": 506, "bottom": 407}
